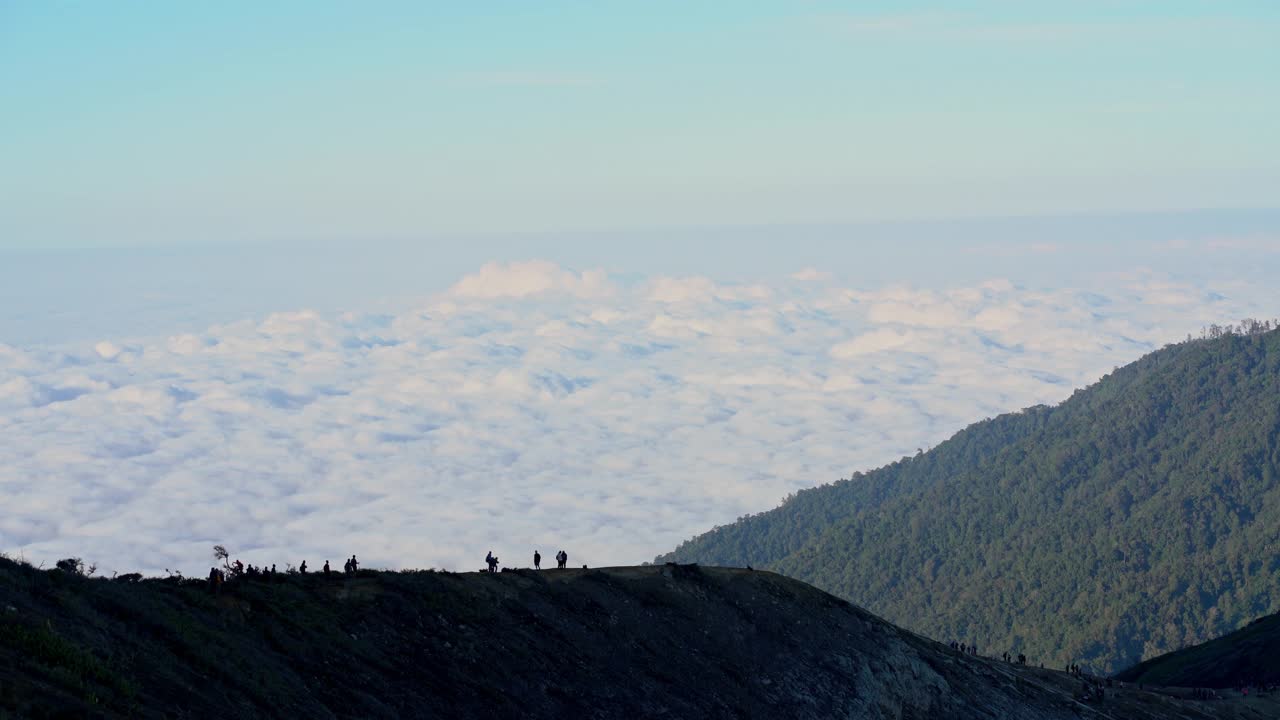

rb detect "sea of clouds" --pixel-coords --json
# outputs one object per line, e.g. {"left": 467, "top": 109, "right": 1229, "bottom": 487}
{"left": 0, "top": 260, "right": 1273, "bottom": 576}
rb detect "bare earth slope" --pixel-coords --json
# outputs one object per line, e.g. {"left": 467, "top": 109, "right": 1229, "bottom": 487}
{"left": 1, "top": 557, "right": 1275, "bottom": 719}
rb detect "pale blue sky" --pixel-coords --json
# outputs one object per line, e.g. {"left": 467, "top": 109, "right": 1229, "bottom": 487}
{"left": 5, "top": 3, "right": 1280, "bottom": 578}
{"left": 2, "top": 2, "right": 1278, "bottom": 249}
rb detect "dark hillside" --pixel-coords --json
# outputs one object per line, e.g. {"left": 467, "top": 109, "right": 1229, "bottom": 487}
{"left": 660, "top": 325, "right": 1280, "bottom": 672}
{"left": 1116, "top": 609, "right": 1280, "bottom": 689}
{"left": 4, "top": 557, "right": 1272, "bottom": 719}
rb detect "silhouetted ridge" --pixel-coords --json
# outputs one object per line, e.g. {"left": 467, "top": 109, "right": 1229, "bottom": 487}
{"left": 660, "top": 325, "right": 1280, "bottom": 673}
{"left": 2, "top": 557, "right": 1267, "bottom": 719}
{"left": 1116, "top": 609, "right": 1280, "bottom": 689}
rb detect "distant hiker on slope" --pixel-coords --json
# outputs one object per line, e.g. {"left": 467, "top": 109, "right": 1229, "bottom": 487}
{"left": 534, "top": 550, "right": 541, "bottom": 570}
{"left": 324, "top": 560, "right": 331, "bottom": 576}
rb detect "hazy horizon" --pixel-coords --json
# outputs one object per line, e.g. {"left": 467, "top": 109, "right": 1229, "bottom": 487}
{"left": 3, "top": 4, "right": 1279, "bottom": 576}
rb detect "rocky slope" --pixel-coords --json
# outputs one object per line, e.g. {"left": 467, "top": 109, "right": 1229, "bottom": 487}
{"left": 2, "top": 556, "right": 1276, "bottom": 719}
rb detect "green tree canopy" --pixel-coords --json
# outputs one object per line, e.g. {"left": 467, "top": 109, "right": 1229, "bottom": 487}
{"left": 660, "top": 323, "right": 1280, "bottom": 672}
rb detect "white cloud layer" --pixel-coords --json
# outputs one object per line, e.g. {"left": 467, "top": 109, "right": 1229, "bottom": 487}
{"left": 0, "top": 263, "right": 1273, "bottom": 577}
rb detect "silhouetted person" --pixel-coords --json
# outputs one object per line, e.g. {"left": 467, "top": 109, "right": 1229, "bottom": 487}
{"left": 534, "top": 550, "right": 541, "bottom": 570}
{"left": 486, "top": 551, "right": 498, "bottom": 573}
{"left": 350, "top": 555, "right": 358, "bottom": 573}
{"left": 324, "top": 560, "right": 331, "bottom": 576}
{"left": 300, "top": 560, "right": 308, "bottom": 574}
{"left": 271, "top": 564, "right": 277, "bottom": 575}
{"left": 344, "top": 558, "right": 352, "bottom": 574}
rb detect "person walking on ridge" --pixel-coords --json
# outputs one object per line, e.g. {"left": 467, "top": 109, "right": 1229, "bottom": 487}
{"left": 534, "top": 550, "right": 541, "bottom": 570}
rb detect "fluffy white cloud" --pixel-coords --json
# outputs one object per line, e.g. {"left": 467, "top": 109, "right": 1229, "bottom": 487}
{"left": 830, "top": 328, "right": 916, "bottom": 358}
{"left": 0, "top": 263, "right": 1272, "bottom": 577}
{"left": 450, "top": 260, "right": 615, "bottom": 299}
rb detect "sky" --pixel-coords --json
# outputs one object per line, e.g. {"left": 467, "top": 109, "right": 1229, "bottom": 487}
{"left": 1, "top": 4, "right": 1279, "bottom": 576}
{"left": 2, "top": 2, "right": 1278, "bottom": 248}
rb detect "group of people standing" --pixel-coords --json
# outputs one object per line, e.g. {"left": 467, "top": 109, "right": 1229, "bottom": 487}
{"left": 952, "top": 639, "right": 1047, "bottom": 669}
{"left": 207, "top": 560, "right": 281, "bottom": 594}
{"left": 211, "top": 546, "right": 582, "bottom": 584}
{"left": 323, "top": 555, "right": 359, "bottom": 576}
{"left": 489, "top": 549, "right": 572, "bottom": 572}
{"left": 537, "top": 549, "right": 570, "bottom": 569}
{"left": 1002, "top": 651, "right": 1028, "bottom": 665}
{"left": 207, "top": 554, "right": 359, "bottom": 594}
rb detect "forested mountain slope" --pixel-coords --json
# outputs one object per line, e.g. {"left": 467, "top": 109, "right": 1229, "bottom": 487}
{"left": 660, "top": 325, "right": 1280, "bottom": 672}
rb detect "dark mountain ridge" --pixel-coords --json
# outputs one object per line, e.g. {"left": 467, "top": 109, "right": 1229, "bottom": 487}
{"left": 660, "top": 324, "right": 1280, "bottom": 672}
{"left": 1116, "top": 606, "right": 1280, "bottom": 689}
{"left": 2, "top": 556, "right": 1274, "bottom": 719}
